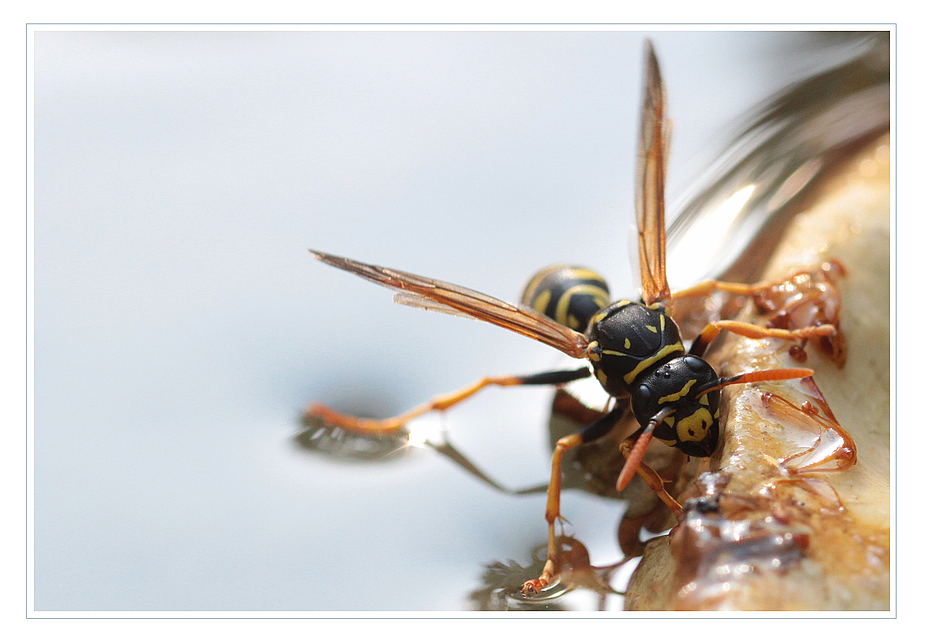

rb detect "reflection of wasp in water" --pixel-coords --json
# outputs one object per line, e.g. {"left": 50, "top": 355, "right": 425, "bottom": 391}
{"left": 304, "top": 41, "right": 839, "bottom": 595}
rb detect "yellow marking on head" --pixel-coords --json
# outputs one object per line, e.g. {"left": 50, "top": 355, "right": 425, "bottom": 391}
{"left": 676, "top": 407, "right": 714, "bottom": 443}
{"left": 622, "top": 342, "right": 684, "bottom": 385}
{"left": 664, "top": 416, "right": 675, "bottom": 428}
{"left": 624, "top": 338, "right": 631, "bottom": 349}
{"left": 699, "top": 394, "right": 709, "bottom": 406}
{"left": 660, "top": 438, "right": 677, "bottom": 447}
{"left": 646, "top": 324, "right": 657, "bottom": 333}
{"left": 595, "top": 368, "right": 608, "bottom": 388}
{"left": 658, "top": 379, "right": 697, "bottom": 405}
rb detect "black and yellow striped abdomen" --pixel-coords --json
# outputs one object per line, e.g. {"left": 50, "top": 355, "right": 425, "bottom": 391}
{"left": 521, "top": 265, "right": 610, "bottom": 333}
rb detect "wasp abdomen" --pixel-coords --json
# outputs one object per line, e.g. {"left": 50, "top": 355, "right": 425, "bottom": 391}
{"left": 521, "top": 265, "right": 610, "bottom": 333}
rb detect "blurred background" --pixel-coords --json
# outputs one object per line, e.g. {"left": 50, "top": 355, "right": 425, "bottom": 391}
{"left": 32, "top": 28, "right": 886, "bottom": 611}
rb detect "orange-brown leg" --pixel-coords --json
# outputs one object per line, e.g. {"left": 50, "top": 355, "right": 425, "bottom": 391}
{"left": 521, "top": 404, "right": 626, "bottom": 595}
{"left": 673, "top": 273, "right": 843, "bottom": 360}
{"left": 669, "top": 266, "right": 840, "bottom": 303}
{"left": 618, "top": 431, "right": 683, "bottom": 518}
{"left": 670, "top": 278, "right": 774, "bottom": 301}
{"left": 689, "top": 319, "right": 835, "bottom": 358}
{"left": 305, "top": 367, "right": 590, "bottom": 435}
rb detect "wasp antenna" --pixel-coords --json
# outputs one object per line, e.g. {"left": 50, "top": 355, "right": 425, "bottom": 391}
{"left": 617, "top": 407, "right": 674, "bottom": 491}
{"left": 694, "top": 368, "right": 814, "bottom": 398}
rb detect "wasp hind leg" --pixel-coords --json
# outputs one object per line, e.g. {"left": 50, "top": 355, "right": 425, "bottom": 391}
{"left": 521, "top": 403, "right": 627, "bottom": 595}
{"left": 305, "top": 366, "right": 592, "bottom": 435}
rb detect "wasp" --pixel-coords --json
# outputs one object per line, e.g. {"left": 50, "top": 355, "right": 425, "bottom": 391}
{"left": 305, "top": 41, "right": 836, "bottom": 595}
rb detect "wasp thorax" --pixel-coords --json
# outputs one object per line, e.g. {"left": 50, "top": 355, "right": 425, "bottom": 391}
{"left": 521, "top": 265, "right": 610, "bottom": 333}
{"left": 585, "top": 300, "right": 685, "bottom": 398}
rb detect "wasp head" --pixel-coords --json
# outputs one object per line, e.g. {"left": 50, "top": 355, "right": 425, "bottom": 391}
{"left": 631, "top": 355, "right": 721, "bottom": 458}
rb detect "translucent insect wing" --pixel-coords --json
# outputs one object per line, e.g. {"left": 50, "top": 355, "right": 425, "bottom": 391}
{"left": 310, "top": 250, "right": 590, "bottom": 358}
{"left": 635, "top": 40, "right": 672, "bottom": 306}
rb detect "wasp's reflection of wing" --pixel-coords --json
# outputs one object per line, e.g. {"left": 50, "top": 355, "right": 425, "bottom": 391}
{"left": 310, "top": 250, "right": 590, "bottom": 358}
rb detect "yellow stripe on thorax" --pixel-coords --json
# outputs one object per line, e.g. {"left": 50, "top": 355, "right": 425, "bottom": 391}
{"left": 621, "top": 341, "right": 684, "bottom": 385}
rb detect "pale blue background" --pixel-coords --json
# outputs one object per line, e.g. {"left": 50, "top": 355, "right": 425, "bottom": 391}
{"left": 33, "top": 29, "right": 837, "bottom": 611}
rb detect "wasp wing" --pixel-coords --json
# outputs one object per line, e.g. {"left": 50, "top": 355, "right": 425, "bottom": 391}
{"left": 635, "top": 40, "right": 672, "bottom": 305}
{"left": 311, "top": 250, "right": 590, "bottom": 359}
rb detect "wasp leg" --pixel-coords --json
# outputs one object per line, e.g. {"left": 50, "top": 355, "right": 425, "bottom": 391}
{"left": 521, "top": 403, "right": 627, "bottom": 595}
{"left": 305, "top": 366, "right": 591, "bottom": 434}
{"left": 671, "top": 262, "right": 846, "bottom": 306}
{"left": 618, "top": 428, "right": 684, "bottom": 518}
{"left": 670, "top": 278, "right": 774, "bottom": 301}
{"left": 689, "top": 320, "right": 836, "bottom": 358}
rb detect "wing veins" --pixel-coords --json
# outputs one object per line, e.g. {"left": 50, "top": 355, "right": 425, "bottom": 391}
{"left": 635, "top": 40, "right": 672, "bottom": 305}
{"left": 310, "top": 250, "right": 589, "bottom": 358}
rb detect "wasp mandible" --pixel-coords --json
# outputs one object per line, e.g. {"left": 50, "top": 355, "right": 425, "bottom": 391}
{"left": 305, "top": 41, "right": 836, "bottom": 595}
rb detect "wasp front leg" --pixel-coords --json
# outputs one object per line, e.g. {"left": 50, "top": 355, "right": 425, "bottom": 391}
{"left": 521, "top": 403, "right": 627, "bottom": 595}
{"left": 618, "top": 427, "right": 684, "bottom": 518}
